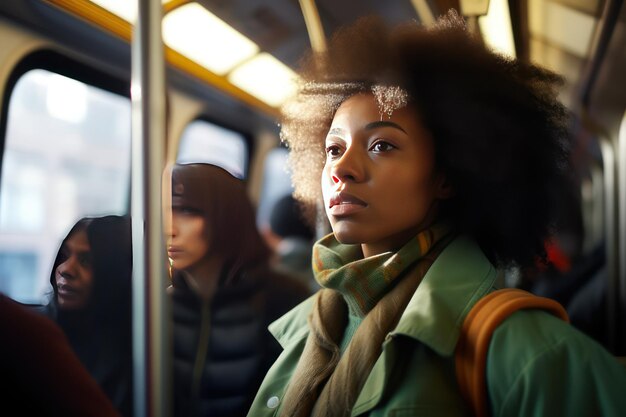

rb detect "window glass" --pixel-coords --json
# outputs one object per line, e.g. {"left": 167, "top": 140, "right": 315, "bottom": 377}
{"left": 256, "top": 146, "right": 293, "bottom": 229}
{"left": 176, "top": 119, "right": 247, "bottom": 179}
{"left": 0, "top": 69, "right": 131, "bottom": 303}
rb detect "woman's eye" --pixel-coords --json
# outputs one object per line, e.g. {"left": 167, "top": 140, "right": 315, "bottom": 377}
{"left": 59, "top": 248, "right": 69, "bottom": 262}
{"left": 325, "top": 144, "right": 343, "bottom": 158}
{"left": 78, "top": 253, "right": 93, "bottom": 268}
{"left": 174, "top": 207, "right": 196, "bottom": 215}
{"left": 370, "top": 141, "right": 395, "bottom": 153}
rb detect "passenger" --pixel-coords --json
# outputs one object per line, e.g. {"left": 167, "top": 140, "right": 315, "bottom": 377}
{"left": 40, "top": 215, "right": 133, "bottom": 417}
{"left": 0, "top": 293, "right": 121, "bottom": 416}
{"left": 164, "top": 162, "right": 310, "bottom": 417}
{"left": 262, "top": 193, "right": 318, "bottom": 292}
{"left": 247, "top": 11, "right": 626, "bottom": 417}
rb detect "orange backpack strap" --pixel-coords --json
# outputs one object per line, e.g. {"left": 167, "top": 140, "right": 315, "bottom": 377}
{"left": 455, "top": 288, "right": 569, "bottom": 417}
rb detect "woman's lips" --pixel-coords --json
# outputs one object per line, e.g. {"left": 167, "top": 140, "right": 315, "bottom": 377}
{"left": 167, "top": 247, "right": 183, "bottom": 258}
{"left": 57, "top": 283, "right": 77, "bottom": 297}
{"left": 328, "top": 192, "right": 367, "bottom": 216}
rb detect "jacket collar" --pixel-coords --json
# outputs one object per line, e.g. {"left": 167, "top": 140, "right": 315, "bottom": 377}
{"left": 270, "top": 236, "right": 496, "bottom": 357}
{"left": 390, "top": 235, "right": 497, "bottom": 356}
{"left": 269, "top": 295, "right": 315, "bottom": 348}
{"left": 268, "top": 236, "right": 496, "bottom": 416}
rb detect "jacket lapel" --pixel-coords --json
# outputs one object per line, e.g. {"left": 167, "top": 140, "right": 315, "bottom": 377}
{"left": 351, "top": 236, "right": 497, "bottom": 414}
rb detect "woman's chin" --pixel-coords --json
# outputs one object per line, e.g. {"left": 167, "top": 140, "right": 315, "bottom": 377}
{"left": 332, "top": 229, "right": 362, "bottom": 245}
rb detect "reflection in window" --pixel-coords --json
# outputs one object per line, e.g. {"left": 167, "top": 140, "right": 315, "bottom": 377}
{"left": 0, "top": 69, "right": 131, "bottom": 303}
{"left": 176, "top": 120, "right": 247, "bottom": 179}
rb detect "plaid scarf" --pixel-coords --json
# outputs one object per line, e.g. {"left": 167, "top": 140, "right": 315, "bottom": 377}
{"left": 279, "top": 223, "right": 453, "bottom": 417}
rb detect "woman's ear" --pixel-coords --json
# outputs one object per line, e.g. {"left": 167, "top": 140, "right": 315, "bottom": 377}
{"left": 435, "top": 173, "right": 455, "bottom": 200}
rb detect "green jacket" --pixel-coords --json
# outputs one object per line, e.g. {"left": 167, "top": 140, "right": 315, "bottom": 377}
{"left": 247, "top": 237, "right": 626, "bottom": 416}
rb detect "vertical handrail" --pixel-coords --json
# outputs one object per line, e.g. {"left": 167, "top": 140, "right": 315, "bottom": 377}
{"left": 583, "top": 113, "right": 619, "bottom": 354}
{"left": 617, "top": 109, "right": 626, "bottom": 353}
{"left": 589, "top": 165, "right": 605, "bottom": 251}
{"left": 297, "top": 0, "right": 328, "bottom": 240}
{"left": 597, "top": 133, "right": 619, "bottom": 353}
{"left": 131, "top": 0, "right": 171, "bottom": 416}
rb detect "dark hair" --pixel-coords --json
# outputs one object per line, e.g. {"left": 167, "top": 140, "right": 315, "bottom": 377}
{"left": 279, "top": 11, "right": 570, "bottom": 269}
{"left": 170, "top": 163, "right": 271, "bottom": 273}
{"left": 49, "top": 215, "right": 133, "bottom": 323}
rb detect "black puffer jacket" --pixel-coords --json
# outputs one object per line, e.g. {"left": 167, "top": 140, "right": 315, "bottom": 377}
{"left": 170, "top": 265, "right": 310, "bottom": 417}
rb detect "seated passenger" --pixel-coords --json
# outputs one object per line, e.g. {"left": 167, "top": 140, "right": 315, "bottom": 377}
{"left": 0, "top": 292, "right": 121, "bottom": 416}
{"left": 164, "top": 162, "right": 310, "bottom": 417}
{"left": 40, "top": 215, "right": 133, "bottom": 417}
{"left": 262, "top": 193, "right": 318, "bottom": 291}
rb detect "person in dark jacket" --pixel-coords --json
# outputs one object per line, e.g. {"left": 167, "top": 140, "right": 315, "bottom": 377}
{"left": 164, "top": 162, "right": 310, "bottom": 417}
{"left": 40, "top": 215, "right": 133, "bottom": 417}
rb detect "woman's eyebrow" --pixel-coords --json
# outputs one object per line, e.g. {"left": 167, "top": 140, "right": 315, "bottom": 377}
{"left": 327, "top": 127, "right": 345, "bottom": 137}
{"left": 364, "top": 120, "right": 407, "bottom": 134}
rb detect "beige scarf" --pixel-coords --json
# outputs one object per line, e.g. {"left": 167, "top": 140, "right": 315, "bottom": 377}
{"left": 280, "top": 224, "right": 452, "bottom": 416}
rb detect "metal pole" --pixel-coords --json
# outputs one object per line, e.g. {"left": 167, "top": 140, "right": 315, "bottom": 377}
{"left": 598, "top": 135, "right": 618, "bottom": 353}
{"left": 582, "top": 108, "right": 620, "bottom": 354}
{"left": 131, "top": 0, "right": 171, "bottom": 416}
{"left": 617, "top": 110, "right": 626, "bottom": 353}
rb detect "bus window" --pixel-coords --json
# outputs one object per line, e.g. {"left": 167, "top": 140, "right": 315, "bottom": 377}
{"left": 256, "top": 146, "right": 292, "bottom": 230}
{"left": 0, "top": 69, "right": 131, "bottom": 304}
{"left": 176, "top": 119, "right": 248, "bottom": 179}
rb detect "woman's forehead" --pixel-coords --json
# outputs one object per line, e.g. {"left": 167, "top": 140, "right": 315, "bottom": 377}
{"left": 331, "top": 93, "right": 414, "bottom": 128}
{"left": 65, "top": 229, "right": 90, "bottom": 249}
{"left": 333, "top": 87, "right": 410, "bottom": 119}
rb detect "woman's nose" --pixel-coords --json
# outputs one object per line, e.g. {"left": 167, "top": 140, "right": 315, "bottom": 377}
{"left": 57, "top": 258, "right": 76, "bottom": 279}
{"left": 168, "top": 216, "right": 178, "bottom": 237}
{"left": 330, "top": 147, "right": 365, "bottom": 184}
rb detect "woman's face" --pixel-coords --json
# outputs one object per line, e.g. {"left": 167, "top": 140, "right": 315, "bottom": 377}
{"left": 322, "top": 93, "right": 447, "bottom": 257}
{"left": 55, "top": 229, "right": 94, "bottom": 310}
{"left": 167, "top": 206, "right": 210, "bottom": 271}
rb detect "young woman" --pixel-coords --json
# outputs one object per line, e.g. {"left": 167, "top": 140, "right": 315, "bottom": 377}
{"left": 42, "top": 215, "right": 133, "bottom": 417}
{"left": 246, "top": 11, "right": 626, "bottom": 417}
{"left": 165, "top": 162, "right": 310, "bottom": 417}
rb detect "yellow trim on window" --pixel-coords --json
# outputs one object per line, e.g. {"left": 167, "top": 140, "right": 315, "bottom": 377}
{"left": 43, "top": 0, "right": 280, "bottom": 118}
{"left": 163, "top": 0, "right": 192, "bottom": 15}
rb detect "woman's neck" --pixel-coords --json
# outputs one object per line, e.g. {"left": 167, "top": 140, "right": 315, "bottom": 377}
{"left": 182, "top": 256, "right": 224, "bottom": 300}
{"left": 361, "top": 209, "right": 440, "bottom": 258}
